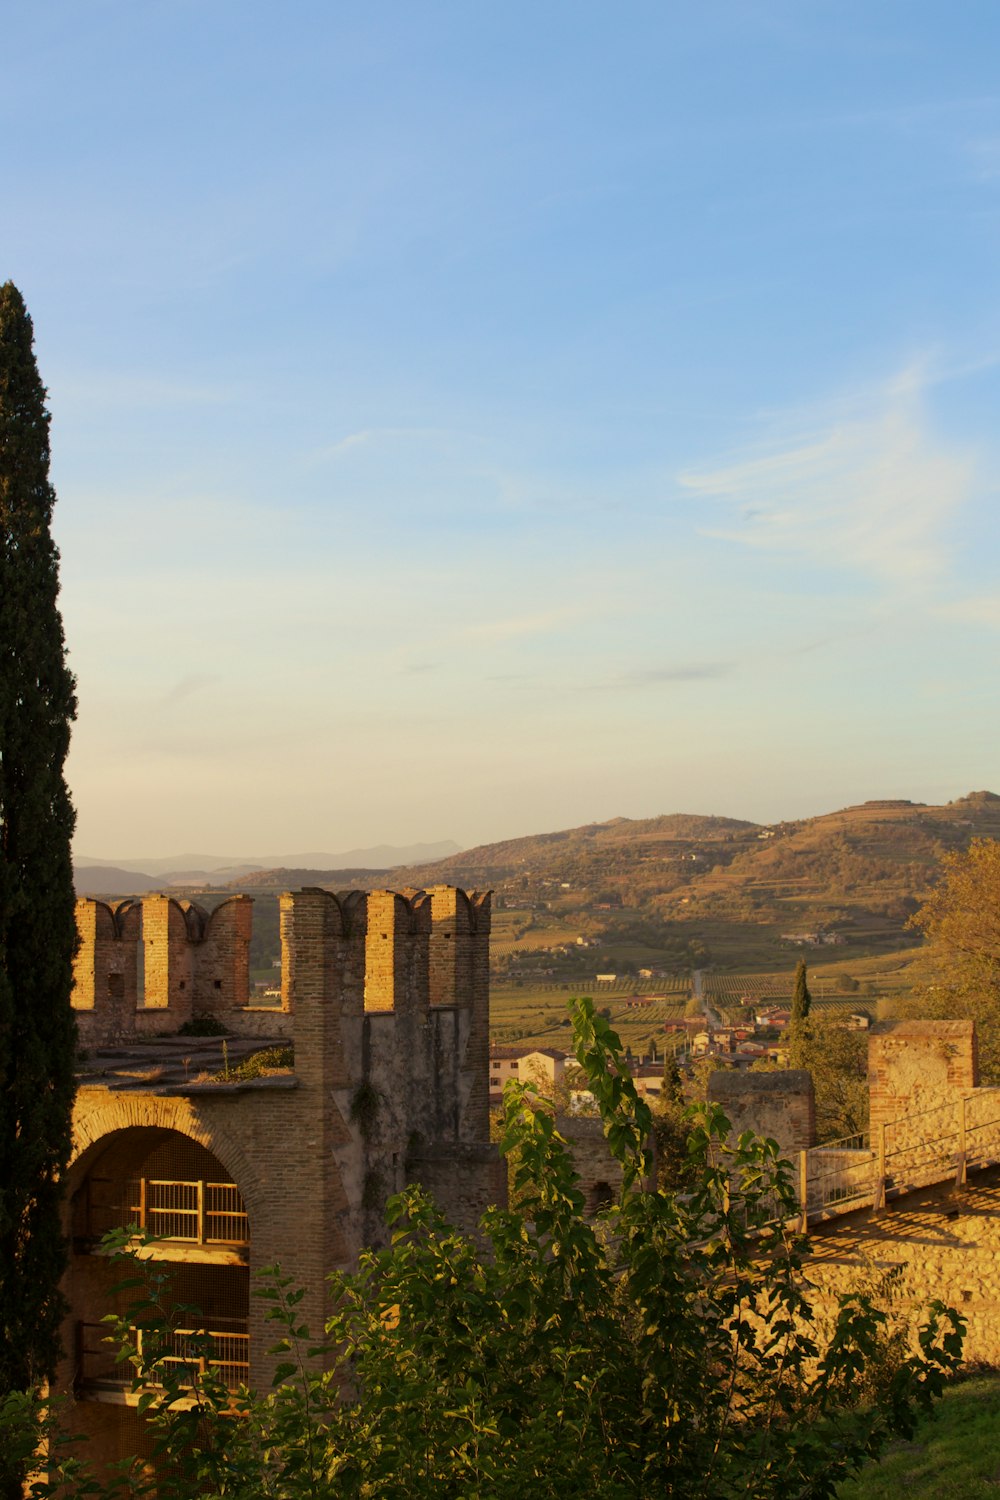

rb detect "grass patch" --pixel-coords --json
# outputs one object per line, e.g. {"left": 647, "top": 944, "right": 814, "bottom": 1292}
{"left": 177, "top": 1014, "right": 227, "bottom": 1037}
{"left": 838, "top": 1375, "right": 1000, "bottom": 1498}
{"left": 212, "top": 1045, "right": 293, "bottom": 1081}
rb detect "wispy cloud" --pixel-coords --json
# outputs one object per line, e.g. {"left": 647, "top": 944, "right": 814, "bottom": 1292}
{"left": 679, "top": 371, "right": 973, "bottom": 588}
{"left": 606, "top": 662, "right": 737, "bottom": 688}
{"left": 50, "top": 371, "right": 235, "bottom": 409}
{"left": 965, "top": 135, "right": 1000, "bottom": 181}
{"left": 936, "top": 595, "right": 1000, "bottom": 627}
{"left": 160, "top": 673, "right": 221, "bottom": 707}
{"left": 466, "top": 607, "right": 583, "bottom": 642}
{"left": 311, "top": 427, "right": 453, "bottom": 462}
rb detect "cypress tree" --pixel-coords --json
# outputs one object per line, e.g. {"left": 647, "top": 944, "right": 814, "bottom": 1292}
{"left": 791, "top": 958, "right": 812, "bottom": 1024}
{"left": 661, "top": 1048, "right": 683, "bottom": 1106}
{"left": 0, "top": 284, "right": 78, "bottom": 1425}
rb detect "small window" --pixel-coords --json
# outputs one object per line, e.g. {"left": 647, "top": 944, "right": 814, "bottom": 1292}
{"left": 591, "top": 1181, "right": 614, "bottom": 1212}
{"left": 213, "top": 979, "right": 222, "bottom": 990}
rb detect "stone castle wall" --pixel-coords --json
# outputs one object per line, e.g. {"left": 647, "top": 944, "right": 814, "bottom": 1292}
{"left": 64, "top": 885, "right": 503, "bottom": 1397}
{"left": 697, "top": 1021, "right": 1000, "bottom": 1365}
{"left": 708, "top": 1069, "right": 816, "bottom": 1157}
{"left": 804, "top": 1167, "right": 1000, "bottom": 1367}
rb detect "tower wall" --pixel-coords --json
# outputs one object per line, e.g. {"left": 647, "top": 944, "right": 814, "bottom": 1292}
{"left": 708, "top": 1069, "right": 816, "bottom": 1157}
{"left": 65, "top": 883, "right": 502, "bottom": 1418}
{"left": 868, "top": 1020, "right": 978, "bottom": 1136}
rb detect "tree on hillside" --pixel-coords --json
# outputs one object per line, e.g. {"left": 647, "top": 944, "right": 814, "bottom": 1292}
{"left": 791, "top": 958, "right": 812, "bottom": 1023}
{"left": 912, "top": 837, "right": 1000, "bottom": 968}
{"left": 662, "top": 1047, "right": 683, "bottom": 1103}
{"left": 785, "top": 1021, "right": 869, "bottom": 1143}
{"left": 907, "top": 838, "right": 1000, "bottom": 1081}
{"left": 0, "top": 285, "right": 78, "bottom": 1450}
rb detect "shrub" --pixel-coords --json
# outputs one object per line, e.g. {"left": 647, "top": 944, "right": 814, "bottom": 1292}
{"left": 13, "top": 1000, "right": 964, "bottom": 1499}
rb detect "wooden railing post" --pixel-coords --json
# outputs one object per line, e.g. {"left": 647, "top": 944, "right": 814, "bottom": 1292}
{"left": 798, "top": 1150, "right": 809, "bottom": 1234}
{"left": 957, "top": 1096, "right": 968, "bottom": 1188}
{"left": 139, "top": 1176, "right": 147, "bottom": 1231}
{"left": 874, "top": 1123, "right": 886, "bottom": 1212}
{"left": 197, "top": 1179, "right": 205, "bottom": 1245}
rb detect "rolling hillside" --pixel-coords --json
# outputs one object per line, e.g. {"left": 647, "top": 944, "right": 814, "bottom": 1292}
{"left": 77, "top": 792, "right": 1000, "bottom": 991}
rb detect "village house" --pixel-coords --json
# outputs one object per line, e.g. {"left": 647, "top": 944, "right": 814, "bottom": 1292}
{"left": 489, "top": 1045, "right": 568, "bottom": 1103}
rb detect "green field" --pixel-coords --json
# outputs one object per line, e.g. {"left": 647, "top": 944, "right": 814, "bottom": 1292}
{"left": 838, "top": 1376, "right": 1000, "bottom": 1498}
{"left": 489, "top": 980, "right": 689, "bottom": 1051}
{"left": 488, "top": 945, "right": 929, "bottom": 1051}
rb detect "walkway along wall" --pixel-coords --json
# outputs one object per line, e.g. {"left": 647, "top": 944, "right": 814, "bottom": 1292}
{"left": 722, "top": 1019, "right": 1000, "bottom": 1366}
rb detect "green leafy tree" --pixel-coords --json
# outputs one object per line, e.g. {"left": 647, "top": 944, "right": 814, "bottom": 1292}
{"left": 786, "top": 1020, "right": 869, "bottom": 1143}
{"left": 13, "top": 1000, "right": 963, "bottom": 1500}
{"left": 662, "top": 1047, "right": 683, "bottom": 1103}
{"left": 907, "top": 838, "right": 1000, "bottom": 1081}
{"left": 791, "top": 958, "right": 812, "bottom": 1022}
{"left": 0, "top": 284, "right": 78, "bottom": 1464}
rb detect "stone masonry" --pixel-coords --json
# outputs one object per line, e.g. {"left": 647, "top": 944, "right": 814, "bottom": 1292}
{"left": 708, "top": 1069, "right": 816, "bottom": 1158}
{"left": 706, "top": 1020, "right": 1000, "bottom": 1368}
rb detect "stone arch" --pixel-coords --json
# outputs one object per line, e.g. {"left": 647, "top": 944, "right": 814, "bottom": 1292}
{"left": 68, "top": 1096, "right": 267, "bottom": 1237}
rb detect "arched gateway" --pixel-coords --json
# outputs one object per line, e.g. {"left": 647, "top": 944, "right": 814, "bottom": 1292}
{"left": 63, "top": 1125, "right": 251, "bottom": 1471}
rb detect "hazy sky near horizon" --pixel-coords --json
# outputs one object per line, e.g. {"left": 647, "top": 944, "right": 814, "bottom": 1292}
{"left": 5, "top": 1, "right": 1000, "bottom": 857}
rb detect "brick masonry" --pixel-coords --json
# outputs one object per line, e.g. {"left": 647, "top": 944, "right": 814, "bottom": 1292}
{"left": 62, "top": 885, "right": 504, "bottom": 1428}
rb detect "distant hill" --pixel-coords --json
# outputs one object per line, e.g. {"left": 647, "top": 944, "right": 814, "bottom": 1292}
{"left": 72, "top": 794, "right": 1000, "bottom": 973}
{"left": 392, "top": 812, "right": 759, "bottom": 886}
{"left": 73, "top": 839, "right": 462, "bottom": 894}
{"left": 73, "top": 865, "right": 165, "bottom": 897}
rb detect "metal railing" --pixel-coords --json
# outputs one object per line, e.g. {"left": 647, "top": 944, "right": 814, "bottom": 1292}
{"left": 76, "top": 1319, "right": 249, "bottom": 1394}
{"left": 800, "top": 1089, "right": 1000, "bottom": 1228}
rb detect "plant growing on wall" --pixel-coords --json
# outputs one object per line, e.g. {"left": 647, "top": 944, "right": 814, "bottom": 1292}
{"left": 0, "top": 284, "right": 78, "bottom": 1498}
{"left": 349, "top": 1079, "right": 381, "bottom": 1140}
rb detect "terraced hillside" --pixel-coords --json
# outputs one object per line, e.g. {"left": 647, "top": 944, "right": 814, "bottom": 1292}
{"left": 76, "top": 793, "right": 1000, "bottom": 1040}
{"left": 392, "top": 791, "right": 1000, "bottom": 964}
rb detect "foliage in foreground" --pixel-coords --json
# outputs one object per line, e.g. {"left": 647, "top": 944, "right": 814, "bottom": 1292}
{"left": 0, "top": 281, "right": 79, "bottom": 1500}
{"left": 8, "top": 999, "right": 964, "bottom": 1499}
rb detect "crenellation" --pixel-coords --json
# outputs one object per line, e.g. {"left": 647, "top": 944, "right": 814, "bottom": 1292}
{"left": 201, "top": 894, "right": 253, "bottom": 1014}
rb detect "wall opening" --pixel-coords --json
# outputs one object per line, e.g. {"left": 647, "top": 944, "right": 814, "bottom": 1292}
{"left": 69, "top": 1127, "right": 250, "bottom": 1429}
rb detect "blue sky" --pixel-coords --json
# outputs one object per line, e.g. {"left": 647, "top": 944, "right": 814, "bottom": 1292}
{"left": 4, "top": 1, "right": 999, "bottom": 856}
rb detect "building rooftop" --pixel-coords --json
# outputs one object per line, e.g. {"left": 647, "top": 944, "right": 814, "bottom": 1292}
{"left": 76, "top": 1033, "right": 296, "bottom": 1097}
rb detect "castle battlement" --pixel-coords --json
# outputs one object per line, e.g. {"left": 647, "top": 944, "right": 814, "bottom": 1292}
{"left": 72, "top": 885, "right": 491, "bottom": 1047}
{"left": 63, "top": 882, "right": 501, "bottom": 1465}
